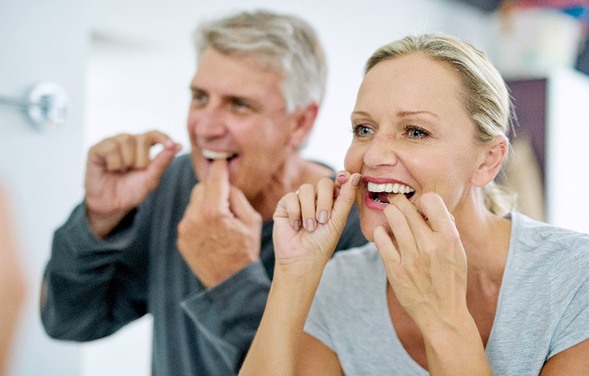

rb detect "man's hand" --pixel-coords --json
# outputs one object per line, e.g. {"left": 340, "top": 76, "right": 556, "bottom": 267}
{"left": 85, "top": 131, "right": 181, "bottom": 238}
{"left": 177, "top": 159, "right": 263, "bottom": 288}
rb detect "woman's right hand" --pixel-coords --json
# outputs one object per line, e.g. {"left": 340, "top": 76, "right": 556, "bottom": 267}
{"left": 272, "top": 171, "right": 362, "bottom": 276}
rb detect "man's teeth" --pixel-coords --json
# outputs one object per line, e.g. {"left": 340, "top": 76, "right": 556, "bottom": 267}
{"left": 367, "top": 182, "right": 415, "bottom": 195}
{"left": 202, "top": 150, "right": 236, "bottom": 160}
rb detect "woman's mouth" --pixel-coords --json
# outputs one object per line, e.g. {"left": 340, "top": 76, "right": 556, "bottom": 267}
{"left": 366, "top": 181, "right": 415, "bottom": 204}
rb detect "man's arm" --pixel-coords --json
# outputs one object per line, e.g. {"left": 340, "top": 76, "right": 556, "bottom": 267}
{"left": 181, "top": 261, "right": 271, "bottom": 373}
{"left": 41, "top": 204, "right": 148, "bottom": 340}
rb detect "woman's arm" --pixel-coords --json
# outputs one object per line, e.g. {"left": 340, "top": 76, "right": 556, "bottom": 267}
{"left": 296, "top": 333, "right": 344, "bottom": 375}
{"left": 239, "top": 173, "right": 360, "bottom": 376}
{"left": 540, "top": 337, "right": 589, "bottom": 374}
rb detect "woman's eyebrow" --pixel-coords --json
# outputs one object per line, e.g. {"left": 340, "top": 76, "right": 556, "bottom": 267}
{"left": 397, "top": 110, "right": 439, "bottom": 119}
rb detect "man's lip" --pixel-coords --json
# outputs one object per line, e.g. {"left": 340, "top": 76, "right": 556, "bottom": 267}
{"left": 201, "top": 149, "right": 237, "bottom": 161}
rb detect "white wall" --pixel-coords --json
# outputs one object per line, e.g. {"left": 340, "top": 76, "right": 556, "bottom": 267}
{"left": 546, "top": 69, "right": 589, "bottom": 233}
{"left": 0, "top": 0, "right": 88, "bottom": 375}
{"left": 81, "top": 1, "right": 492, "bottom": 375}
{"left": 85, "top": 0, "right": 493, "bottom": 170}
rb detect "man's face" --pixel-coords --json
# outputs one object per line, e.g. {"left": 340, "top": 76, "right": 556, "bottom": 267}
{"left": 187, "top": 48, "right": 299, "bottom": 201}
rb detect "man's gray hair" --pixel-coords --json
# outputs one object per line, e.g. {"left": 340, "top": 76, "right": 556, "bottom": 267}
{"left": 193, "top": 10, "right": 327, "bottom": 113}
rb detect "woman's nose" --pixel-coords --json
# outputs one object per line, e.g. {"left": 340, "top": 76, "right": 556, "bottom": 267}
{"left": 363, "top": 135, "right": 399, "bottom": 167}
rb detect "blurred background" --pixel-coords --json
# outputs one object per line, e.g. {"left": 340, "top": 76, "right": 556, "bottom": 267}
{"left": 1, "top": 0, "right": 588, "bottom": 374}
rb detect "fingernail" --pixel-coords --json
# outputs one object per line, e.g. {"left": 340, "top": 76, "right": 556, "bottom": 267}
{"left": 292, "top": 219, "right": 301, "bottom": 231}
{"left": 317, "top": 210, "right": 328, "bottom": 224}
{"left": 351, "top": 174, "right": 361, "bottom": 187}
{"left": 305, "top": 218, "right": 316, "bottom": 231}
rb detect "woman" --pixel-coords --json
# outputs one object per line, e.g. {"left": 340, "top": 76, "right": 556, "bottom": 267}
{"left": 239, "top": 33, "right": 589, "bottom": 375}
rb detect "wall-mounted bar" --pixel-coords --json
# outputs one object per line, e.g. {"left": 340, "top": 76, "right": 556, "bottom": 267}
{"left": 0, "top": 82, "right": 69, "bottom": 131}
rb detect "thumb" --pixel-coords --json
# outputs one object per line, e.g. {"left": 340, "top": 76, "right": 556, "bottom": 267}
{"left": 146, "top": 143, "right": 181, "bottom": 182}
{"left": 330, "top": 173, "right": 361, "bottom": 230}
{"left": 229, "top": 186, "right": 262, "bottom": 227}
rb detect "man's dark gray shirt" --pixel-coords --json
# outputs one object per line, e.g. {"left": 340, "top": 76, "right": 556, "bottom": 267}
{"left": 41, "top": 154, "right": 367, "bottom": 375}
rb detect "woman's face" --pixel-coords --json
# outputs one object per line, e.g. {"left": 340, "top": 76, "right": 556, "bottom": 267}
{"left": 344, "top": 53, "right": 489, "bottom": 240}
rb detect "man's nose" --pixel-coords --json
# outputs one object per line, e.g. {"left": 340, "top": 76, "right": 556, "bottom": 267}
{"left": 193, "top": 105, "right": 228, "bottom": 139}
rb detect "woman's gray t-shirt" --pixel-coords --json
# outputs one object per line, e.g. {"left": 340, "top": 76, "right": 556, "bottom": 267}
{"left": 305, "top": 212, "right": 589, "bottom": 375}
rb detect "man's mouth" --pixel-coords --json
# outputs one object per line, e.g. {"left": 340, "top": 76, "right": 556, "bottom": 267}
{"left": 201, "top": 149, "right": 238, "bottom": 162}
{"left": 367, "top": 181, "right": 415, "bottom": 204}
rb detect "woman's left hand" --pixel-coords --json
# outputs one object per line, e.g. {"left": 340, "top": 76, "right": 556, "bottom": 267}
{"left": 373, "top": 192, "right": 469, "bottom": 332}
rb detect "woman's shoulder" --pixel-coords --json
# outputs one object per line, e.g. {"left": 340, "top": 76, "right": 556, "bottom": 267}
{"left": 512, "top": 212, "right": 589, "bottom": 254}
{"left": 510, "top": 212, "right": 589, "bottom": 276}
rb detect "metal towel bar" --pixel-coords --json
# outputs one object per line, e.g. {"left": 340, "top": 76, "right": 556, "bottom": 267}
{"left": 0, "top": 82, "right": 69, "bottom": 131}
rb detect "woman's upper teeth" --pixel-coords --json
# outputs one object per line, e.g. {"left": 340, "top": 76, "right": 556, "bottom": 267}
{"left": 202, "top": 149, "right": 236, "bottom": 160}
{"left": 367, "top": 182, "right": 414, "bottom": 194}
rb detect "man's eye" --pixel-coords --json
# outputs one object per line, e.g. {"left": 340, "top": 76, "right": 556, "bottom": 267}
{"left": 191, "top": 91, "right": 207, "bottom": 106}
{"left": 352, "top": 124, "right": 374, "bottom": 137}
{"left": 231, "top": 98, "right": 250, "bottom": 111}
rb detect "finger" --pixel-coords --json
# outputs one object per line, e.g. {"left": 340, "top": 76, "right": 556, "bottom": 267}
{"left": 229, "top": 186, "right": 262, "bottom": 227}
{"left": 315, "top": 178, "right": 335, "bottom": 224}
{"left": 145, "top": 141, "right": 181, "bottom": 185}
{"left": 115, "top": 133, "right": 136, "bottom": 169}
{"left": 389, "top": 194, "right": 431, "bottom": 248}
{"left": 135, "top": 130, "right": 178, "bottom": 169}
{"left": 333, "top": 170, "right": 350, "bottom": 198}
{"left": 297, "top": 183, "right": 316, "bottom": 231}
{"left": 382, "top": 202, "right": 419, "bottom": 261}
{"left": 274, "top": 192, "right": 302, "bottom": 231}
{"left": 97, "top": 138, "right": 128, "bottom": 171}
{"left": 329, "top": 173, "right": 361, "bottom": 230}
{"left": 202, "top": 159, "right": 231, "bottom": 208}
{"left": 415, "top": 193, "right": 455, "bottom": 234}
{"left": 373, "top": 225, "right": 400, "bottom": 266}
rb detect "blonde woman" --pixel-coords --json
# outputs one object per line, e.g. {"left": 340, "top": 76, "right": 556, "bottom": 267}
{"left": 240, "top": 33, "right": 589, "bottom": 375}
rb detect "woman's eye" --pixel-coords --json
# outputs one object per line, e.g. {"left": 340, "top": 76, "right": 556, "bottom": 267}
{"left": 352, "top": 124, "right": 374, "bottom": 137}
{"left": 406, "top": 126, "right": 429, "bottom": 139}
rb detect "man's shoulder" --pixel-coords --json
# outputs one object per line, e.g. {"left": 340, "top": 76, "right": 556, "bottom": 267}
{"left": 161, "top": 153, "right": 197, "bottom": 184}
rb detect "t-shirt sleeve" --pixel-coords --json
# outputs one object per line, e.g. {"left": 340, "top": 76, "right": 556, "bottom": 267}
{"left": 548, "top": 271, "right": 589, "bottom": 358}
{"left": 548, "top": 239, "right": 589, "bottom": 359}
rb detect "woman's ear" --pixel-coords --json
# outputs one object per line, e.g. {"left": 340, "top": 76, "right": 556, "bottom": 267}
{"left": 288, "top": 102, "right": 319, "bottom": 149}
{"left": 471, "top": 136, "right": 509, "bottom": 187}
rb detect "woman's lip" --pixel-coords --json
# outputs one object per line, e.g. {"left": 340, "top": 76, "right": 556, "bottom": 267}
{"left": 362, "top": 176, "right": 409, "bottom": 185}
{"left": 363, "top": 189, "right": 388, "bottom": 211}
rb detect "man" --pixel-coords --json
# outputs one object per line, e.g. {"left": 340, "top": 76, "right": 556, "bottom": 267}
{"left": 41, "top": 10, "right": 366, "bottom": 375}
